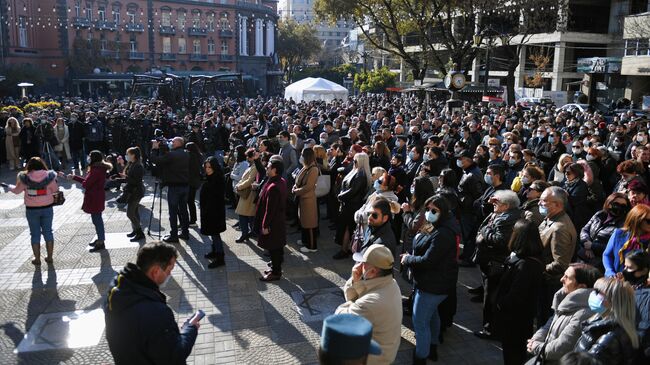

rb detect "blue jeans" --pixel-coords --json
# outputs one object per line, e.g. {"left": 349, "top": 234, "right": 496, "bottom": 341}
{"left": 211, "top": 235, "right": 224, "bottom": 254}
{"left": 167, "top": 185, "right": 189, "bottom": 237}
{"left": 91, "top": 213, "right": 105, "bottom": 241}
{"left": 412, "top": 289, "right": 448, "bottom": 359}
{"left": 239, "top": 215, "right": 254, "bottom": 236}
{"left": 26, "top": 207, "right": 54, "bottom": 244}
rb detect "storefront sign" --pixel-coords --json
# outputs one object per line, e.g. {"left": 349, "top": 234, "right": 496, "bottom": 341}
{"left": 577, "top": 57, "right": 622, "bottom": 74}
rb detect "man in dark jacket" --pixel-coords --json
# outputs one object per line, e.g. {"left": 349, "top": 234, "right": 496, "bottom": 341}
{"left": 151, "top": 137, "right": 190, "bottom": 243}
{"left": 105, "top": 242, "right": 199, "bottom": 364}
{"left": 67, "top": 113, "right": 86, "bottom": 171}
{"left": 457, "top": 150, "right": 485, "bottom": 264}
{"left": 360, "top": 199, "right": 397, "bottom": 255}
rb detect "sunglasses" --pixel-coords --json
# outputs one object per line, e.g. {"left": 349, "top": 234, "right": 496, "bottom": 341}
{"left": 370, "top": 213, "right": 380, "bottom": 219}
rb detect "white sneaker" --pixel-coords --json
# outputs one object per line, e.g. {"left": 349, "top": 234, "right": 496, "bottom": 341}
{"left": 297, "top": 240, "right": 303, "bottom": 246}
{"left": 300, "top": 247, "right": 318, "bottom": 253}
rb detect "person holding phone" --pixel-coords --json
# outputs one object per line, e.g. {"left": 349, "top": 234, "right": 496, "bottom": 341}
{"left": 105, "top": 242, "right": 200, "bottom": 364}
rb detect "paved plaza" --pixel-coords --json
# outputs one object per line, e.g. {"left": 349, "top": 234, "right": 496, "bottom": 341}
{"left": 0, "top": 170, "right": 503, "bottom": 364}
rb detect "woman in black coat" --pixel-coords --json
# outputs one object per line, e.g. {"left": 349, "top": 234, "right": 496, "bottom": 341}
{"left": 123, "top": 147, "right": 145, "bottom": 241}
{"left": 563, "top": 162, "right": 593, "bottom": 230}
{"left": 19, "top": 118, "right": 40, "bottom": 160}
{"left": 577, "top": 193, "right": 629, "bottom": 271}
{"left": 186, "top": 142, "right": 203, "bottom": 225}
{"left": 492, "top": 219, "right": 544, "bottom": 365}
{"left": 201, "top": 157, "right": 227, "bottom": 269}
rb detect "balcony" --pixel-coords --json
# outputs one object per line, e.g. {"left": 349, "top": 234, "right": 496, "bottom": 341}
{"left": 219, "top": 30, "right": 233, "bottom": 38}
{"left": 128, "top": 51, "right": 145, "bottom": 60}
{"left": 188, "top": 27, "right": 208, "bottom": 36}
{"left": 100, "top": 49, "right": 119, "bottom": 59}
{"left": 125, "top": 23, "right": 144, "bottom": 32}
{"left": 220, "top": 54, "right": 234, "bottom": 62}
{"left": 159, "top": 26, "right": 176, "bottom": 35}
{"left": 161, "top": 53, "right": 176, "bottom": 61}
{"left": 72, "top": 17, "right": 92, "bottom": 28}
{"left": 190, "top": 54, "right": 208, "bottom": 62}
{"left": 95, "top": 20, "right": 117, "bottom": 31}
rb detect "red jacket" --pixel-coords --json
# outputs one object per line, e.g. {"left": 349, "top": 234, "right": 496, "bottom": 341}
{"left": 74, "top": 162, "right": 111, "bottom": 214}
{"left": 254, "top": 175, "right": 287, "bottom": 251}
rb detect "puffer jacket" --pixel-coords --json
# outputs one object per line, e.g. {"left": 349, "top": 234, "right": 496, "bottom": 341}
{"left": 402, "top": 217, "right": 460, "bottom": 295}
{"left": 635, "top": 287, "right": 650, "bottom": 364}
{"left": 530, "top": 288, "right": 594, "bottom": 363}
{"left": 578, "top": 210, "right": 624, "bottom": 267}
{"left": 574, "top": 317, "right": 637, "bottom": 365}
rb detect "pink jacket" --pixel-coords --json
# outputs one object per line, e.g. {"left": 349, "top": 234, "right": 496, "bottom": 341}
{"left": 11, "top": 170, "right": 59, "bottom": 207}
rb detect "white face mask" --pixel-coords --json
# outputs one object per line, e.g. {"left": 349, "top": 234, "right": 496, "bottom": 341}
{"left": 160, "top": 273, "right": 172, "bottom": 288}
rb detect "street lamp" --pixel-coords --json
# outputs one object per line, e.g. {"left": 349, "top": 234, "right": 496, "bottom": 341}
{"left": 474, "top": 27, "right": 509, "bottom": 105}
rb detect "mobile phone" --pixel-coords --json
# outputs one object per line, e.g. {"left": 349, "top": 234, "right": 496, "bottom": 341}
{"left": 190, "top": 310, "right": 205, "bottom": 323}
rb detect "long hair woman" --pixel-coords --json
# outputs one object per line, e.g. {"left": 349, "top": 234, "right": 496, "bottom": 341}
{"left": 5, "top": 157, "right": 59, "bottom": 265}
{"left": 333, "top": 151, "right": 371, "bottom": 259}
{"left": 68, "top": 150, "right": 113, "bottom": 252}
{"left": 201, "top": 157, "right": 228, "bottom": 268}
{"left": 293, "top": 147, "right": 320, "bottom": 253}
{"left": 123, "top": 147, "right": 145, "bottom": 241}
{"left": 603, "top": 204, "right": 650, "bottom": 277}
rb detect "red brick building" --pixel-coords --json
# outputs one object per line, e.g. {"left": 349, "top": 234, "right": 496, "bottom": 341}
{"left": 0, "top": 0, "right": 280, "bottom": 95}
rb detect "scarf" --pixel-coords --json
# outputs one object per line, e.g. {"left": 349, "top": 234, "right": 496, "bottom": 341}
{"left": 619, "top": 232, "right": 650, "bottom": 263}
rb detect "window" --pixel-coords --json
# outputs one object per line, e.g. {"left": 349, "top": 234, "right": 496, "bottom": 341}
{"left": 130, "top": 40, "right": 136, "bottom": 52}
{"left": 74, "top": 1, "right": 81, "bottom": 17}
{"left": 192, "top": 10, "right": 200, "bottom": 28}
{"left": 112, "top": 5, "right": 120, "bottom": 24}
{"left": 162, "top": 37, "right": 171, "bottom": 53}
{"left": 161, "top": 8, "right": 171, "bottom": 27}
{"left": 221, "top": 40, "right": 228, "bottom": 54}
{"left": 87, "top": 31, "right": 93, "bottom": 41}
{"left": 85, "top": 2, "right": 93, "bottom": 20}
{"left": 193, "top": 39, "right": 201, "bottom": 54}
{"left": 178, "top": 11, "right": 186, "bottom": 29}
{"left": 98, "top": 6, "right": 106, "bottom": 21}
{"left": 178, "top": 37, "right": 186, "bottom": 53}
{"left": 18, "top": 16, "right": 27, "bottom": 47}
{"left": 207, "top": 13, "right": 215, "bottom": 31}
{"left": 208, "top": 39, "right": 215, "bottom": 54}
{"left": 127, "top": 8, "right": 135, "bottom": 23}
{"left": 100, "top": 38, "right": 107, "bottom": 50}
{"left": 220, "top": 13, "right": 229, "bottom": 30}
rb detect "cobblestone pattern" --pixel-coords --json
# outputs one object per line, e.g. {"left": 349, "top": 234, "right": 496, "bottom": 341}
{"left": 0, "top": 171, "right": 502, "bottom": 364}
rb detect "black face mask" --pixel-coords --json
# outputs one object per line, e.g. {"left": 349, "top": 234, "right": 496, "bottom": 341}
{"left": 622, "top": 269, "right": 646, "bottom": 286}
{"left": 609, "top": 203, "right": 629, "bottom": 217}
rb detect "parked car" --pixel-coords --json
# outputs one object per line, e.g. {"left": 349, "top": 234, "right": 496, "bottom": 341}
{"left": 558, "top": 103, "right": 591, "bottom": 113}
{"left": 516, "top": 97, "right": 554, "bottom": 108}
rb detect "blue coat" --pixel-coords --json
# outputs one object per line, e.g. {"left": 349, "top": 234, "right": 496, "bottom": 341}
{"left": 104, "top": 263, "right": 198, "bottom": 365}
{"left": 603, "top": 229, "right": 650, "bottom": 277}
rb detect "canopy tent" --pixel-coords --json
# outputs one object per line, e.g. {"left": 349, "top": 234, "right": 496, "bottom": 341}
{"left": 284, "top": 77, "right": 348, "bottom": 102}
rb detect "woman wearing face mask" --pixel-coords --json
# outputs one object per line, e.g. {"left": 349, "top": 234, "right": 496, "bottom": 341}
{"left": 491, "top": 219, "right": 545, "bottom": 365}
{"left": 201, "top": 157, "right": 228, "bottom": 268}
{"left": 234, "top": 148, "right": 258, "bottom": 243}
{"left": 122, "top": 147, "right": 145, "bottom": 242}
{"left": 578, "top": 193, "right": 630, "bottom": 271}
{"left": 292, "top": 148, "right": 320, "bottom": 253}
{"left": 563, "top": 163, "right": 592, "bottom": 230}
{"left": 622, "top": 251, "right": 650, "bottom": 364}
{"left": 526, "top": 263, "right": 603, "bottom": 364}
{"left": 229, "top": 145, "right": 249, "bottom": 210}
{"left": 521, "top": 180, "right": 550, "bottom": 227}
{"left": 548, "top": 154, "right": 573, "bottom": 184}
{"left": 618, "top": 250, "right": 650, "bottom": 289}
{"left": 488, "top": 146, "right": 503, "bottom": 166}
{"left": 573, "top": 277, "right": 638, "bottom": 365}
{"left": 400, "top": 195, "right": 460, "bottom": 364}
{"left": 614, "top": 160, "right": 646, "bottom": 194}
{"left": 401, "top": 176, "right": 435, "bottom": 255}
{"left": 537, "top": 131, "right": 565, "bottom": 176}
{"left": 515, "top": 165, "right": 545, "bottom": 202}
{"left": 603, "top": 204, "right": 650, "bottom": 277}
{"left": 66, "top": 150, "right": 113, "bottom": 252}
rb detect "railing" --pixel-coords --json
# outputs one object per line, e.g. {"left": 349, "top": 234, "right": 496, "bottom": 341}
{"left": 190, "top": 54, "right": 208, "bottom": 61}
{"left": 159, "top": 26, "right": 176, "bottom": 35}
{"left": 188, "top": 27, "right": 208, "bottom": 36}
{"left": 100, "top": 49, "right": 119, "bottom": 59}
{"left": 220, "top": 54, "right": 234, "bottom": 62}
{"left": 219, "top": 30, "right": 234, "bottom": 38}
{"left": 128, "top": 51, "right": 145, "bottom": 60}
{"left": 95, "top": 20, "right": 117, "bottom": 31}
{"left": 125, "top": 23, "right": 144, "bottom": 32}
{"left": 161, "top": 53, "right": 176, "bottom": 61}
{"left": 72, "top": 17, "right": 92, "bottom": 28}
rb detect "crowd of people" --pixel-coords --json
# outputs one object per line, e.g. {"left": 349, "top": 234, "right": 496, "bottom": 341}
{"left": 1, "top": 93, "right": 650, "bottom": 365}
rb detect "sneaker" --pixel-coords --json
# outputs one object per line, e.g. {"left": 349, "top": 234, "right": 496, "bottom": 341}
{"left": 162, "top": 235, "right": 179, "bottom": 243}
{"left": 89, "top": 243, "right": 106, "bottom": 252}
{"left": 126, "top": 231, "right": 137, "bottom": 238}
{"left": 300, "top": 247, "right": 318, "bottom": 253}
{"left": 178, "top": 232, "right": 190, "bottom": 240}
{"left": 235, "top": 235, "right": 250, "bottom": 243}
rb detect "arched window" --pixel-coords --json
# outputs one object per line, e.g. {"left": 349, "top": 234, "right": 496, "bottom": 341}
{"left": 220, "top": 12, "right": 229, "bottom": 30}
{"left": 192, "top": 9, "right": 201, "bottom": 28}
{"left": 161, "top": 7, "right": 172, "bottom": 27}
{"left": 177, "top": 9, "right": 187, "bottom": 29}
{"left": 206, "top": 12, "right": 215, "bottom": 31}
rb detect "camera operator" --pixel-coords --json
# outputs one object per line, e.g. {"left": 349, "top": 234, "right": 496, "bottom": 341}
{"left": 150, "top": 136, "right": 191, "bottom": 243}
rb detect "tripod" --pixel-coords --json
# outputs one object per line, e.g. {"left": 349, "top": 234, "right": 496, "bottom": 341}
{"left": 147, "top": 181, "right": 164, "bottom": 240}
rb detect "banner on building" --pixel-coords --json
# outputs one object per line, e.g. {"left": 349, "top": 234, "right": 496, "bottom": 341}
{"left": 643, "top": 96, "right": 650, "bottom": 111}
{"left": 577, "top": 57, "right": 622, "bottom": 74}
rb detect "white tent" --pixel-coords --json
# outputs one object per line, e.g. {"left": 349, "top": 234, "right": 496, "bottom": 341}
{"left": 284, "top": 77, "right": 348, "bottom": 102}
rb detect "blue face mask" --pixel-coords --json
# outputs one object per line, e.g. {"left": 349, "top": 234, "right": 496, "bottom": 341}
{"left": 539, "top": 205, "right": 548, "bottom": 216}
{"left": 508, "top": 159, "right": 517, "bottom": 166}
{"left": 484, "top": 174, "right": 493, "bottom": 185}
{"left": 410, "top": 185, "right": 415, "bottom": 195}
{"left": 588, "top": 291, "right": 607, "bottom": 313}
{"left": 408, "top": 151, "right": 415, "bottom": 160}
{"left": 548, "top": 136, "right": 555, "bottom": 144}
{"left": 425, "top": 211, "right": 439, "bottom": 223}
{"left": 456, "top": 159, "right": 463, "bottom": 168}
{"left": 373, "top": 180, "right": 382, "bottom": 192}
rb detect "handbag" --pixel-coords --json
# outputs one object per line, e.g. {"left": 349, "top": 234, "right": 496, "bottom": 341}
{"left": 350, "top": 225, "right": 366, "bottom": 253}
{"left": 315, "top": 170, "right": 330, "bottom": 198}
{"left": 52, "top": 190, "right": 65, "bottom": 206}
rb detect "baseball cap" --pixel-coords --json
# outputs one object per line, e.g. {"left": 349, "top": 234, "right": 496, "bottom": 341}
{"left": 352, "top": 244, "right": 394, "bottom": 270}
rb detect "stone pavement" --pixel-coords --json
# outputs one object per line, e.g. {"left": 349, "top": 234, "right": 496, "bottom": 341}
{"left": 0, "top": 169, "right": 504, "bottom": 364}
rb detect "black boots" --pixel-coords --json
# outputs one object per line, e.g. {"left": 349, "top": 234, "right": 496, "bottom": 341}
{"left": 413, "top": 353, "right": 426, "bottom": 365}
{"left": 129, "top": 229, "right": 145, "bottom": 242}
{"left": 428, "top": 344, "right": 438, "bottom": 361}
{"left": 208, "top": 253, "right": 225, "bottom": 269}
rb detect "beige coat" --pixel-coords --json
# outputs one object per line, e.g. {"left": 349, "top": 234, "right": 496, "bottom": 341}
{"left": 539, "top": 211, "right": 577, "bottom": 278}
{"left": 235, "top": 165, "right": 257, "bottom": 217}
{"left": 335, "top": 275, "right": 403, "bottom": 365}
{"left": 293, "top": 164, "right": 319, "bottom": 229}
{"left": 4, "top": 124, "right": 20, "bottom": 162}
